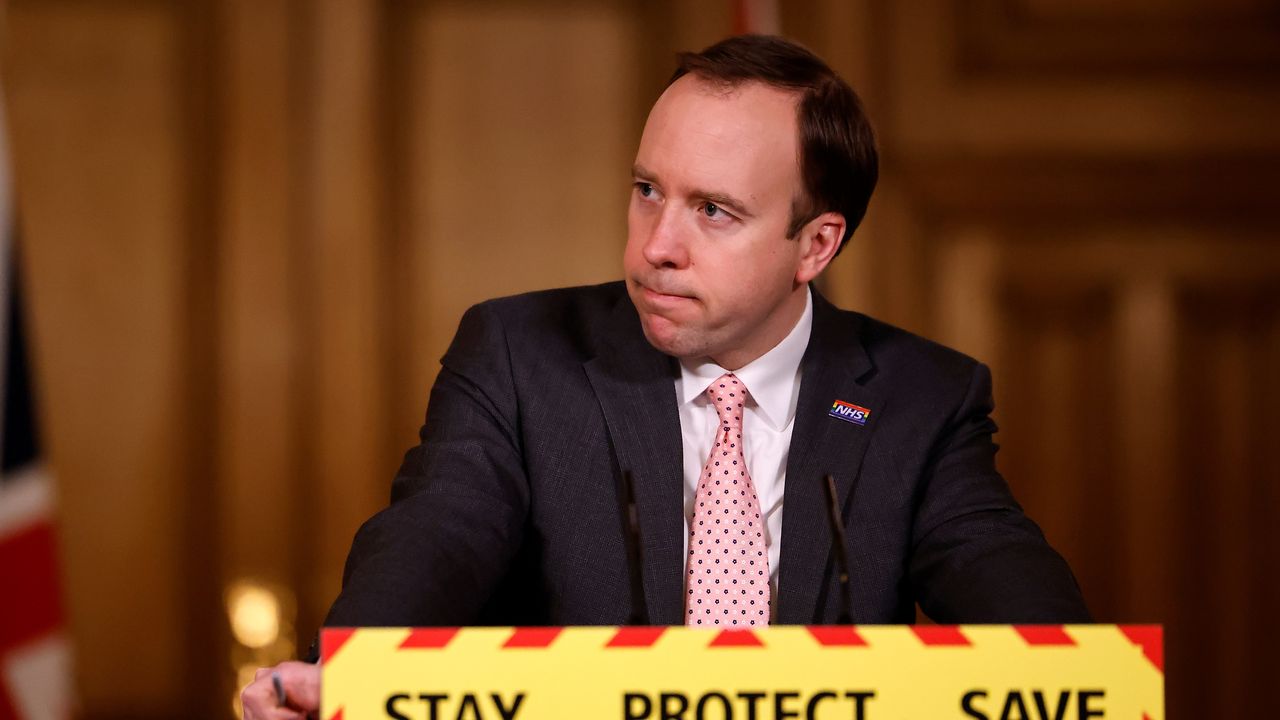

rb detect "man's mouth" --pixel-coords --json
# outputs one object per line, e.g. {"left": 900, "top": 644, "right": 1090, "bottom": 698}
{"left": 637, "top": 281, "right": 695, "bottom": 307}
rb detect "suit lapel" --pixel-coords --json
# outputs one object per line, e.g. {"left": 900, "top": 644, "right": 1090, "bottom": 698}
{"left": 777, "top": 291, "right": 885, "bottom": 624}
{"left": 582, "top": 296, "right": 685, "bottom": 625}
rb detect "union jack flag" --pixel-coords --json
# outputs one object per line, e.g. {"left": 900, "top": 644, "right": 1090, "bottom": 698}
{"left": 0, "top": 79, "right": 73, "bottom": 720}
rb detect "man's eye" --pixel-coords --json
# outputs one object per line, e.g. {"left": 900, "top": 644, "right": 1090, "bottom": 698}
{"left": 635, "top": 182, "right": 654, "bottom": 197}
{"left": 702, "top": 202, "right": 723, "bottom": 218}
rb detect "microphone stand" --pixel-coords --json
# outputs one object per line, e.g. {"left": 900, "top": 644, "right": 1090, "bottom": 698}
{"left": 619, "top": 470, "right": 650, "bottom": 625}
{"left": 823, "top": 473, "right": 854, "bottom": 625}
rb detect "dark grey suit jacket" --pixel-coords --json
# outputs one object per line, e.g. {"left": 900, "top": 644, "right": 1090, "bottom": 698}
{"left": 322, "top": 282, "right": 1088, "bottom": 628}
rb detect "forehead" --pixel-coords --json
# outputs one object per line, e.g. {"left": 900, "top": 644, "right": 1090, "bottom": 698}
{"left": 636, "top": 75, "right": 801, "bottom": 203}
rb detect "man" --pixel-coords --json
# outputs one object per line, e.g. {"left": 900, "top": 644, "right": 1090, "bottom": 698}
{"left": 242, "top": 35, "right": 1087, "bottom": 718}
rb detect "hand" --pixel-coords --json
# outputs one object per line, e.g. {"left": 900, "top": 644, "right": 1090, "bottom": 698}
{"left": 240, "top": 661, "right": 320, "bottom": 720}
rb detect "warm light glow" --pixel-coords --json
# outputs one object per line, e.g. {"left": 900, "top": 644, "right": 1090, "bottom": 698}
{"left": 226, "top": 580, "right": 281, "bottom": 649}
{"left": 234, "top": 663, "right": 259, "bottom": 718}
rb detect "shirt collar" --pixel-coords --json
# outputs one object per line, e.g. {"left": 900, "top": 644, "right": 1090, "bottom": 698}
{"left": 677, "top": 288, "right": 813, "bottom": 431}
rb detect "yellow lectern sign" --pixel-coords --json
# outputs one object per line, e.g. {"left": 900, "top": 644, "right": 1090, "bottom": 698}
{"left": 321, "top": 625, "right": 1162, "bottom": 720}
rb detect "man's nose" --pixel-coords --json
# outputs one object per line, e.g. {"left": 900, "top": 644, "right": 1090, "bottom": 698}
{"left": 641, "top": 207, "right": 690, "bottom": 269}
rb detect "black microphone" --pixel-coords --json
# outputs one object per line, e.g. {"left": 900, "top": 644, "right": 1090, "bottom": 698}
{"left": 618, "top": 470, "right": 650, "bottom": 625}
{"left": 823, "top": 473, "right": 854, "bottom": 624}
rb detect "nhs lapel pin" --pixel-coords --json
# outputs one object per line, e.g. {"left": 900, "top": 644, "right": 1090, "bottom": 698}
{"left": 829, "top": 399, "right": 871, "bottom": 426}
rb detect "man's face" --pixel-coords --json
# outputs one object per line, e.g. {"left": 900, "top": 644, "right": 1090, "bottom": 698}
{"left": 624, "top": 75, "right": 813, "bottom": 369}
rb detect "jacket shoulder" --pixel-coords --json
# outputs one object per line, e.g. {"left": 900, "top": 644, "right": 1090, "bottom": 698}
{"left": 856, "top": 312, "right": 982, "bottom": 380}
{"left": 448, "top": 281, "right": 628, "bottom": 363}
{"left": 819, "top": 304, "right": 988, "bottom": 420}
{"left": 477, "top": 281, "right": 626, "bottom": 321}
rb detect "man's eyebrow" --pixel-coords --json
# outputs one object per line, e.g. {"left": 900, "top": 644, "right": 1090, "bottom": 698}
{"left": 692, "top": 188, "right": 754, "bottom": 219}
{"left": 631, "top": 164, "right": 755, "bottom": 219}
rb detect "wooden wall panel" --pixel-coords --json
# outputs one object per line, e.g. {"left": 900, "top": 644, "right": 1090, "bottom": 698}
{"left": 931, "top": 231, "right": 1280, "bottom": 717}
{"left": 789, "top": 0, "right": 900, "bottom": 321}
{"left": 216, "top": 0, "right": 303, "bottom": 620}
{"left": 993, "top": 281, "right": 1121, "bottom": 610}
{"left": 1173, "top": 284, "right": 1280, "bottom": 719}
{"left": 399, "top": 1, "right": 640, "bottom": 427}
{"left": 958, "top": 0, "right": 1280, "bottom": 77}
{"left": 886, "top": 1, "right": 1280, "bottom": 156}
{"left": 298, "top": 0, "right": 396, "bottom": 639}
{"left": 853, "top": 2, "right": 1280, "bottom": 715}
{"left": 5, "top": 0, "right": 1277, "bottom": 716}
{"left": 4, "top": 3, "right": 190, "bottom": 715}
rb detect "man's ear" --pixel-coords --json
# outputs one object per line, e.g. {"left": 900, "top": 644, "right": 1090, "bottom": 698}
{"left": 795, "top": 211, "right": 846, "bottom": 284}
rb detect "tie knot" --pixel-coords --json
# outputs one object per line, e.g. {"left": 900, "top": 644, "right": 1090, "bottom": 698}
{"left": 706, "top": 373, "right": 748, "bottom": 429}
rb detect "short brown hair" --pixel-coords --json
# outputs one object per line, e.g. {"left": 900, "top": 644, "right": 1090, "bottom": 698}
{"left": 670, "top": 35, "right": 878, "bottom": 255}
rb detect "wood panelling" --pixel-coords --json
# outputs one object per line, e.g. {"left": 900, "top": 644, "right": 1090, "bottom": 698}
{"left": 299, "top": 0, "right": 396, "bottom": 637}
{"left": 4, "top": 0, "right": 1277, "bottom": 717}
{"left": 216, "top": 0, "right": 303, "bottom": 618}
{"left": 400, "top": 0, "right": 639, "bottom": 415}
{"left": 5, "top": 2, "right": 189, "bottom": 715}
{"left": 4, "top": 1, "right": 663, "bottom": 713}
{"left": 926, "top": 227, "right": 1280, "bottom": 716}
{"left": 885, "top": 1, "right": 1280, "bottom": 156}
{"left": 792, "top": 0, "right": 899, "bottom": 320}
{"left": 1173, "top": 284, "right": 1280, "bottom": 719}
{"left": 994, "top": 281, "right": 1121, "bottom": 610}
{"left": 929, "top": 229, "right": 1279, "bottom": 717}
{"left": 957, "top": 0, "right": 1280, "bottom": 78}
{"left": 850, "top": 3, "right": 1280, "bottom": 716}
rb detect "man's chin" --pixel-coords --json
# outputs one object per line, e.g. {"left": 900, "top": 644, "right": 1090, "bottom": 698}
{"left": 638, "top": 314, "right": 706, "bottom": 359}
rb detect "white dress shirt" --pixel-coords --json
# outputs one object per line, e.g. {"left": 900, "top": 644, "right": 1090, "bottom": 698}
{"left": 677, "top": 289, "right": 812, "bottom": 620}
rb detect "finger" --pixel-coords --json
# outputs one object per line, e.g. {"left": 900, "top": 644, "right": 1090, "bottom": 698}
{"left": 254, "top": 667, "right": 273, "bottom": 682}
{"left": 245, "top": 706, "right": 308, "bottom": 720}
{"left": 273, "top": 661, "right": 322, "bottom": 711}
{"left": 241, "top": 677, "right": 286, "bottom": 720}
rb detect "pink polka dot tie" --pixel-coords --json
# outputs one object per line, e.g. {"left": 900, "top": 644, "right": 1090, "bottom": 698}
{"left": 685, "top": 373, "right": 770, "bottom": 627}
